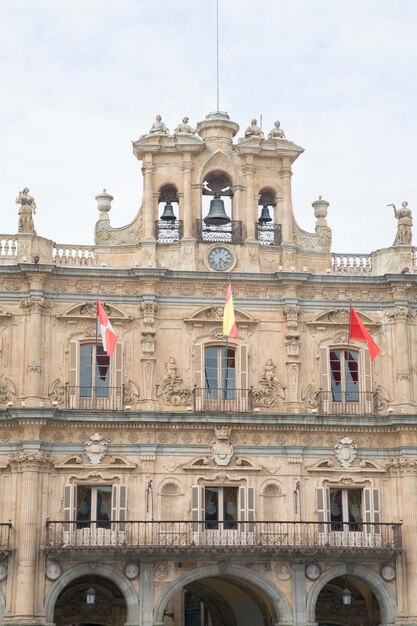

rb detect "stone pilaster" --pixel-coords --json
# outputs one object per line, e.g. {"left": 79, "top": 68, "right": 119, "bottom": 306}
{"left": 386, "top": 307, "right": 413, "bottom": 409}
{"left": 139, "top": 561, "right": 154, "bottom": 626}
{"left": 243, "top": 160, "right": 256, "bottom": 241}
{"left": 7, "top": 452, "right": 53, "bottom": 623}
{"left": 280, "top": 158, "right": 293, "bottom": 245}
{"left": 182, "top": 159, "right": 193, "bottom": 239}
{"left": 19, "top": 296, "right": 51, "bottom": 402}
{"left": 142, "top": 157, "right": 155, "bottom": 241}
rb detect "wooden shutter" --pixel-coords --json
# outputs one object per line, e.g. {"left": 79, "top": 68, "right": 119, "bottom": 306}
{"left": 194, "top": 344, "right": 203, "bottom": 387}
{"left": 64, "top": 484, "right": 77, "bottom": 531}
{"left": 364, "top": 487, "right": 380, "bottom": 536}
{"left": 239, "top": 485, "right": 255, "bottom": 532}
{"left": 112, "top": 484, "right": 128, "bottom": 530}
{"left": 320, "top": 347, "right": 329, "bottom": 392}
{"left": 240, "top": 345, "right": 248, "bottom": 390}
{"left": 362, "top": 349, "right": 372, "bottom": 412}
{"left": 191, "top": 485, "right": 204, "bottom": 531}
{"left": 69, "top": 341, "right": 78, "bottom": 408}
{"left": 316, "top": 487, "right": 329, "bottom": 533}
{"left": 114, "top": 342, "right": 123, "bottom": 406}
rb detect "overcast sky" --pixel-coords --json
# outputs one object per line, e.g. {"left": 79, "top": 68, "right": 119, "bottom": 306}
{"left": 1, "top": 0, "right": 416, "bottom": 252}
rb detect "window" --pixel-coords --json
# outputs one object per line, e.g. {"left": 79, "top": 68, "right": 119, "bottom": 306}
{"left": 329, "top": 349, "right": 359, "bottom": 402}
{"left": 68, "top": 340, "right": 122, "bottom": 409}
{"left": 316, "top": 486, "right": 381, "bottom": 541}
{"left": 80, "top": 343, "right": 110, "bottom": 398}
{"left": 76, "top": 485, "right": 112, "bottom": 529}
{"left": 203, "top": 486, "right": 238, "bottom": 529}
{"left": 63, "top": 483, "right": 127, "bottom": 539}
{"left": 204, "top": 346, "right": 236, "bottom": 400}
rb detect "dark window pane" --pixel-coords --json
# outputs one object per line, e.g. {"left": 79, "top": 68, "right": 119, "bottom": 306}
{"left": 223, "top": 487, "right": 238, "bottom": 529}
{"left": 76, "top": 486, "right": 92, "bottom": 528}
{"left": 329, "top": 488, "right": 343, "bottom": 531}
{"left": 96, "top": 486, "right": 112, "bottom": 528}
{"left": 204, "top": 486, "right": 219, "bottom": 529}
{"left": 80, "top": 344, "right": 93, "bottom": 396}
{"left": 348, "top": 489, "right": 363, "bottom": 531}
{"left": 330, "top": 350, "right": 342, "bottom": 401}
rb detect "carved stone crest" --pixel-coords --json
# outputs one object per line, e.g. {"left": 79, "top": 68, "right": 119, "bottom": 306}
{"left": 157, "top": 357, "right": 192, "bottom": 407}
{"left": 211, "top": 426, "right": 233, "bottom": 466}
{"left": 84, "top": 433, "right": 108, "bottom": 465}
{"left": 334, "top": 437, "right": 357, "bottom": 468}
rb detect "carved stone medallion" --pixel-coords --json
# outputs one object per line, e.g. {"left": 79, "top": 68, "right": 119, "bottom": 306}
{"left": 84, "top": 433, "right": 108, "bottom": 465}
{"left": 334, "top": 436, "right": 357, "bottom": 468}
{"left": 211, "top": 426, "right": 233, "bottom": 466}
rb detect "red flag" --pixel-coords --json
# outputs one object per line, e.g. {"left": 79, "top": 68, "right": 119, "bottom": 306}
{"left": 349, "top": 306, "right": 379, "bottom": 360}
{"left": 97, "top": 300, "right": 117, "bottom": 357}
{"left": 223, "top": 282, "right": 238, "bottom": 339}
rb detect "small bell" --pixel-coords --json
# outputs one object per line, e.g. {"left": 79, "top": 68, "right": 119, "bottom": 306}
{"left": 204, "top": 193, "right": 230, "bottom": 226}
{"left": 258, "top": 204, "right": 272, "bottom": 224}
{"left": 160, "top": 202, "right": 176, "bottom": 221}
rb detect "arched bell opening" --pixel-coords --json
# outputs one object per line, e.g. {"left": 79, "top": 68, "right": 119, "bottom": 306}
{"left": 53, "top": 574, "right": 127, "bottom": 626}
{"left": 202, "top": 171, "right": 233, "bottom": 225}
{"left": 315, "top": 575, "right": 381, "bottom": 626}
{"left": 256, "top": 188, "right": 280, "bottom": 246}
{"left": 157, "top": 185, "right": 182, "bottom": 242}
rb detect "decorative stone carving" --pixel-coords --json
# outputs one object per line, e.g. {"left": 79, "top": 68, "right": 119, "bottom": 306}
{"left": 123, "top": 380, "right": 140, "bottom": 405}
{"left": 174, "top": 116, "right": 195, "bottom": 135}
{"left": 0, "top": 376, "right": 16, "bottom": 404}
{"left": 48, "top": 379, "right": 65, "bottom": 405}
{"left": 268, "top": 121, "right": 285, "bottom": 139}
{"left": 283, "top": 306, "right": 299, "bottom": 329}
{"left": 124, "top": 563, "right": 140, "bottom": 579}
{"left": 84, "top": 433, "right": 108, "bottom": 465}
{"left": 157, "top": 358, "right": 192, "bottom": 407}
{"left": 16, "top": 187, "right": 37, "bottom": 234}
{"left": 142, "top": 332, "right": 156, "bottom": 354}
{"left": 252, "top": 373, "right": 285, "bottom": 408}
{"left": 27, "top": 361, "right": 41, "bottom": 374}
{"left": 386, "top": 306, "right": 412, "bottom": 323}
{"left": 148, "top": 114, "right": 170, "bottom": 135}
{"left": 328, "top": 309, "right": 350, "bottom": 324}
{"left": 46, "top": 562, "right": 62, "bottom": 581}
{"left": 386, "top": 457, "right": 417, "bottom": 472}
{"left": 20, "top": 297, "right": 52, "bottom": 313}
{"left": 205, "top": 306, "right": 224, "bottom": 319}
{"left": 393, "top": 201, "right": 412, "bottom": 246}
{"left": 210, "top": 328, "right": 227, "bottom": 341}
{"left": 374, "top": 385, "right": 390, "bottom": 412}
{"left": 140, "top": 301, "right": 158, "bottom": 326}
{"left": 9, "top": 451, "right": 53, "bottom": 471}
{"left": 211, "top": 426, "right": 233, "bottom": 466}
{"left": 79, "top": 302, "right": 109, "bottom": 317}
{"left": 302, "top": 384, "right": 320, "bottom": 409}
{"left": 334, "top": 437, "right": 357, "bottom": 468}
{"left": 154, "top": 561, "right": 171, "bottom": 581}
{"left": 244, "top": 118, "right": 264, "bottom": 138}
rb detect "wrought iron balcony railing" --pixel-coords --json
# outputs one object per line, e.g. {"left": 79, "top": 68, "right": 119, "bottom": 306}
{"left": 317, "top": 391, "right": 377, "bottom": 415}
{"left": 195, "top": 219, "right": 243, "bottom": 244}
{"left": 45, "top": 520, "right": 402, "bottom": 556}
{"left": 255, "top": 223, "right": 282, "bottom": 246}
{"left": 193, "top": 387, "right": 252, "bottom": 412}
{"left": 0, "top": 523, "right": 12, "bottom": 555}
{"left": 64, "top": 386, "right": 123, "bottom": 411}
{"left": 155, "top": 220, "right": 183, "bottom": 243}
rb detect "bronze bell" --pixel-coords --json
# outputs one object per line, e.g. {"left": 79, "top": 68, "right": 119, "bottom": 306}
{"left": 258, "top": 204, "right": 272, "bottom": 224}
{"left": 160, "top": 201, "right": 176, "bottom": 221}
{"left": 204, "top": 193, "right": 230, "bottom": 226}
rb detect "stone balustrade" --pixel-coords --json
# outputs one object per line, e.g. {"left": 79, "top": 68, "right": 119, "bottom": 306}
{"left": 52, "top": 244, "right": 95, "bottom": 266}
{"left": 332, "top": 253, "right": 372, "bottom": 274}
{"left": 0, "top": 237, "right": 18, "bottom": 258}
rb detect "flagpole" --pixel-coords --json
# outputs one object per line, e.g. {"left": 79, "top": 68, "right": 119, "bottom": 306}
{"left": 345, "top": 304, "right": 352, "bottom": 402}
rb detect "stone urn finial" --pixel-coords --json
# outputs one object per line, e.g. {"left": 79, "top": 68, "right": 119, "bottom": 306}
{"left": 312, "top": 195, "right": 329, "bottom": 220}
{"left": 95, "top": 189, "right": 113, "bottom": 219}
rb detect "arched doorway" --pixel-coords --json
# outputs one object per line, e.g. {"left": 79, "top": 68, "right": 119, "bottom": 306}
{"left": 154, "top": 563, "right": 292, "bottom": 626}
{"left": 53, "top": 574, "right": 127, "bottom": 626}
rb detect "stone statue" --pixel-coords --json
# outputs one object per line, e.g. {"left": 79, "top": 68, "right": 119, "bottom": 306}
{"left": 174, "top": 116, "right": 194, "bottom": 135}
{"left": 149, "top": 115, "right": 170, "bottom": 135}
{"left": 268, "top": 120, "right": 285, "bottom": 139}
{"left": 164, "top": 357, "right": 178, "bottom": 380}
{"left": 263, "top": 359, "right": 278, "bottom": 387}
{"left": 244, "top": 118, "right": 264, "bottom": 138}
{"left": 16, "top": 188, "right": 37, "bottom": 234}
{"left": 393, "top": 201, "right": 412, "bottom": 246}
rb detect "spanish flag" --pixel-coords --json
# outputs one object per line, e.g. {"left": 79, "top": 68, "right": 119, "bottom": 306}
{"left": 223, "top": 282, "right": 238, "bottom": 339}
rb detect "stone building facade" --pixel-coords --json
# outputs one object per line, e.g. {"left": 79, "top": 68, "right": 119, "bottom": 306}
{"left": 0, "top": 111, "right": 416, "bottom": 626}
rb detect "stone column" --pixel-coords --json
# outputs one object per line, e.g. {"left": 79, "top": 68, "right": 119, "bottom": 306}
{"left": 8, "top": 452, "right": 53, "bottom": 623}
{"left": 386, "top": 307, "right": 413, "bottom": 408}
{"left": 139, "top": 561, "right": 154, "bottom": 626}
{"left": 244, "top": 159, "right": 256, "bottom": 241}
{"left": 182, "top": 159, "right": 193, "bottom": 239}
{"left": 280, "top": 158, "right": 293, "bottom": 245}
{"left": 284, "top": 306, "right": 301, "bottom": 410}
{"left": 142, "top": 157, "right": 155, "bottom": 241}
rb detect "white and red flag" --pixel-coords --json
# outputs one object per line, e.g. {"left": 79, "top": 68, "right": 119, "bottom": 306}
{"left": 97, "top": 300, "right": 117, "bottom": 357}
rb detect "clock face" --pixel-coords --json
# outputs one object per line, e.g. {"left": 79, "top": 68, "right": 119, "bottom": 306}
{"left": 208, "top": 247, "right": 233, "bottom": 271}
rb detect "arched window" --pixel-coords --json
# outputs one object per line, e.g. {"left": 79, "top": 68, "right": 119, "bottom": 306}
{"left": 156, "top": 185, "right": 181, "bottom": 243}
{"left": 256, "top": 187, "right": 281, "bottom": 246}
{"left": 198, "top": 171, "right": 241, "bottom": 243}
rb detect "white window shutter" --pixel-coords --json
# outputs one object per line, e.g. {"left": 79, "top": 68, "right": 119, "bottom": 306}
{"left": 194, "top": 344, "right": 203, "bottom": 387}
{"left": 240, "top": 345, "right": 248, "bottom": 390}
{"left": 69, "top": 341, "right": 78, "bottom": 407}
{"left": 247, "top": 486, "right": 255, "bottom": 532}
{"left": 114, "top": 342, "right": 123, "bottom": 405}
{"left": 316, "top": 487, "right": 329, "bottom": 533}
{"left": 191, "top": 485, "right": 204, "bottom": 531}
{"left": 64, "top": 484, "right": 77, "bottom": 531}
{"left": 112, "top": 484, "right": 128, "bottom": 531}
{"left": 364, "top": 487, "right": 381, "bottom": 536}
